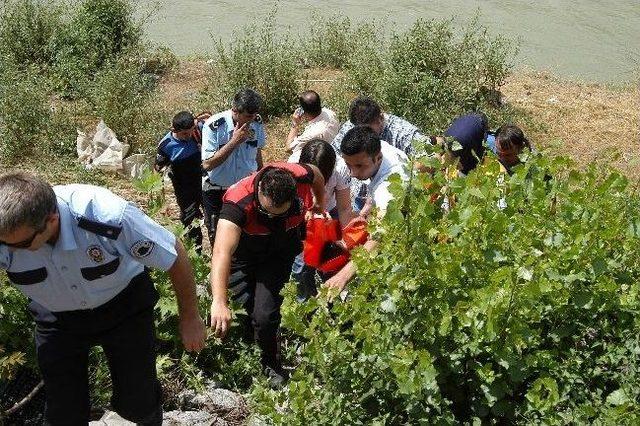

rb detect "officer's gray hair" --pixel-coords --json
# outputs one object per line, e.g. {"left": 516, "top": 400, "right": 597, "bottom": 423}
{"left": 0, "top": 172, "right": 57, "bottom": 235}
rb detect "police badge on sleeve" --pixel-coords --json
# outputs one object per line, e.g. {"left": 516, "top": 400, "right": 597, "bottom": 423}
{"left": 131, "top": 240, "right": 155, "bottom": 258}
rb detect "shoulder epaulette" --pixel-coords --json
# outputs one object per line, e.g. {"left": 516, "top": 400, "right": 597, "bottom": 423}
{"left": 77, "top": 217, "right": 122, "bottom": 240}
{"left": 254, "top": 114, "right": 263, "bottom": 124}
{"left": 209, "top": 117, "right": 226, "bottom": 132}
{"left": 157, "top": 137, "right": 171, "bottom": 151}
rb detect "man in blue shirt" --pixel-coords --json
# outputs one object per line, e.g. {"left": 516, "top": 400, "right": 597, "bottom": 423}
{"left": 0, "top": 172, "right": 207, "bottom": 425}
{"left": 201, "top": 88, "right": 266, "bottom": 246}
{"left": 155, "top": 111, "right": 203, "bottom": 250}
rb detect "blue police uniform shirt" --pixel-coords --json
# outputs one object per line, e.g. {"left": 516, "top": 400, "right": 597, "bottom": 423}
{"left": 156, "top": 131, "right": 200, "bottom": 166}
{"left": 487, "top": 133, "right": 497, "bottom": 154}
{"left": 201, "top": 109, "right": 266, "bottom": 188}
{"left": 0, "top": 184, "right": 177, "bottom": 312}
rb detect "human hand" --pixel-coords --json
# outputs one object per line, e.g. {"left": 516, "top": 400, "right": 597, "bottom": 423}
{"left": 210, "top": 300, "right": 232, "bottom": 339}
{"left": 359, "top": 197, "right": 374, "bottom": 218}
{"left": 291, "top": 110, "right": 304, "bottom": 126}
{"left": 179, "top": 312, "right": 207, "bottom": 352}
{"left": 232, "top": 122, "right": 251, "bottom": 143}
{"left": 323, "top": 272, "right": 349, "bottom": 293}
{"left": 305, "top": 206, "right": 329, "bottom": 221}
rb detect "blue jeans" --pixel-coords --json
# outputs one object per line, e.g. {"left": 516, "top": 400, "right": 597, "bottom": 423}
{"left": 292, "top": 253, "right": 318, "bottom": 302}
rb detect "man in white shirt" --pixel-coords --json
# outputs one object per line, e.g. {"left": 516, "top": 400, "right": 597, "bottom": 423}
{"left": 286, "top": 90, "right": 340, "bottom": 157}
{"left": 325, "top": 126, "right": 408, "bottom": 292}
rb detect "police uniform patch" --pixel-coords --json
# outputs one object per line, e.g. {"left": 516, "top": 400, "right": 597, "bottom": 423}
{"left": 86, "top": 245, "right": 105, "bottom": 263}
{"left": 131, "top": 240, "right": 155, "bottom": 258}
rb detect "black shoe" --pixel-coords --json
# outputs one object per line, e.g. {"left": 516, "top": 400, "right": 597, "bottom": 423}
{"left": 264, "top": 365, "right": 288, "bottom": 389}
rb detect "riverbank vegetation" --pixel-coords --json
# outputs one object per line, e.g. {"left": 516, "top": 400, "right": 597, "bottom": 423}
{"left": 1, "top": 0, "right": 639, "bottom": 424}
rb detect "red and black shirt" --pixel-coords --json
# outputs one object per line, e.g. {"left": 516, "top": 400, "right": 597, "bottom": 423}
{"left": 220, "top": 162, "right": 315, "bottom": 262}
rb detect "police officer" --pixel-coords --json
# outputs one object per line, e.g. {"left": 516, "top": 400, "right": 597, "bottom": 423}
{"left": 209, "top": 162, "right": 325, "bottom": 387}
{"left": 155, "top": 111, "right": 204, "bottom": 250}
{"left": 0, "top": 172, "right": 207, "bottom": 425}
{"left": 201, "top": 88, "right": 266, "bottom": 246}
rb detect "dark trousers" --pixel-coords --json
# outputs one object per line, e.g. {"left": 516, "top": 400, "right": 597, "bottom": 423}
{"left": 29, "top": 272, "right": 162, "bottom": 426}
{"left": 202, "top": 186, "right": 227, "bottom": 247}
{"left": 228, "top": 257, "right": 294, "bottom": 369}
{"left": 173, "top": 182, "right": 203, "bottom": 250}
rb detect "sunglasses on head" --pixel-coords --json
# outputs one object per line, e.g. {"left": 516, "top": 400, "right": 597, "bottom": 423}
{"left": 0, "top": 220, "right": 48, "bottom": 249}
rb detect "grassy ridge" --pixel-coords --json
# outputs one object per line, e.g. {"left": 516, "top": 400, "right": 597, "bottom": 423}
{"left": 1, "top": 0, "right": 639, "bottom": 423}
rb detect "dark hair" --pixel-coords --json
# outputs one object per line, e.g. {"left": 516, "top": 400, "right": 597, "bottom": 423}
{"left": 340, "top": 125, "right": 381, "bottom": 159}
{"left": 444, "top": 113, "right": 487, "bottom": 175}
{"left": 172, "top": 111, "right": 195, "bottom": 131}
{"left": 0, "top": 172, "right": 57, "bottom": 235}
{"left": 299, "top": 90, "right": 322, "bottom": 116}
{"left": 233, "top": 88, "right": 263, "bottom": 114}
{"left": 496, "top": 125, "right": 530, "bottom": 151}
{"left": 259, "top": 168, "right": 297, "bottom": 206}
{"left": 348, "top": 96, "right": 382, "bottom": 125}
{"left": 300, "top": 139, "right": 336, "bottom": 182}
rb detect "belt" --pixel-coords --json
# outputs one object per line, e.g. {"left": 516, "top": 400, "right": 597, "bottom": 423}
{"left": 203, "top": 179, "right": 229, "bottom": 191}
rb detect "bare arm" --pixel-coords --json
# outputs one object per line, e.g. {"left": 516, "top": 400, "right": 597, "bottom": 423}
{"left": 335, "top": 187, "right": 356, "bottom": 227}
{"left": 306, "top": 164, "right": 326, "bottom": 214}
{"left": 202, "top": 123, "right": 251, "bottom": 171}
{"left": 168, "top": 239, "right": 206, "bottom": 352}
{"left": 286, "top": 124, "right": 300, "bottom": 153}
{"left": 256, "top": 148, "right": 264, "bottom": 170}
{"left": 209, "top": 219, "right": 242, "bottom": 338}
{"left": 324, "top": 239, "right": 378, "bottom": 293}
{"left": 286, "top": 112, "right": 304, "bottom": 153}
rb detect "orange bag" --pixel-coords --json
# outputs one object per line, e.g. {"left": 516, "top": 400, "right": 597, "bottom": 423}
{"left": 303, "top": 217, "right": 369, "bottom": 274}
{"left": 303, "top": 218, "right": 341, "bottom": 268}
{"left": 341, "top": 217, "right": 369, "bottom": 250}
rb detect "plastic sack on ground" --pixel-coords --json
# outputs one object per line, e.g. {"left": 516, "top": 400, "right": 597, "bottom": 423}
{"left": 76, "top": 120, "right": 130, "bottom": 172}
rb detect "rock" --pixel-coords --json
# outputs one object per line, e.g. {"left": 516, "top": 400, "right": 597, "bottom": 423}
{"left": 192, "top": 388, "right": 245, "bottom": 411}
{"left": 89, "top": 409, "right": 230, "bottom": 426}
{"left": 90, "top": 387, "right": 248, "bottom": 426}
{"left": 178, "top": 384, "right": 245, "bottom": 412}
{"left": 163, "top": 410, "right": 226, "bottom": 425}
{"left": 89, "top": 411, "right": 134, "bottom": 425}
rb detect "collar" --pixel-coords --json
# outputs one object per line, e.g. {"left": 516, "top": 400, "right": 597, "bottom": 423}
{"left": 56, "top": 199, "right": 78, "bottom": 251}
{"left": 369, "top": 154, "right": 386, "bottom": 184}
{"left": 308, "top": 109, "right": 325, "bottom": 124}
{"left": 224, "top": 109, "right": 237, "bottom": 134}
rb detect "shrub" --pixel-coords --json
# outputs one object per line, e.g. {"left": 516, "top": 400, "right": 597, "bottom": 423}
{"left": 344, "top": 16, "right": 518, "bottom": 133}
{"left": 50, "top": 0, "right": 143, "bottom": 97}
{"left": 299, "top": 13, "right": 382, "bottom": 70}
{"left": 0, "top": 67, "right": 53, "bottom": 162}
{"left": 252, "top": 154, "right": 640, "bottom": 423}
{"left": 0, "top": 0, "right": 63, "bottom": 71}
{"left": 89, "top": 58, "right": 161, "bottom": 150}
{"left": 204, "top": 9, "right": 299, "bottom": 118}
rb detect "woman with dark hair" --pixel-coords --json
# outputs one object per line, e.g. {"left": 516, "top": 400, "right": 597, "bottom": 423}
{"left": 495, "top": 124, "right": 531, "bottom": 173}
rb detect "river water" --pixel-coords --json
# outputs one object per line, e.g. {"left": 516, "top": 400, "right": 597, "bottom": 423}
{"left": 138, "top": 0, "right": 640, "bottom": 83}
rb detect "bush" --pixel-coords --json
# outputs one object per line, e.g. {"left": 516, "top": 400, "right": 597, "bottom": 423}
{"left": 299, "top": 13, "right": 382, "bottom": 70}
{"left": 0, "top": 67, "right": 53, "bottom": 162}
{"left": 204, "top": 9, "right": 299, "bottom": 118}
{"left": 89, "top": 58, "right": 161, "bottom": 150}
{"left": 251, "top": 154, "right": 640, "bottom": 423}
{"left": 344, "top": 16, "right": 518, "bottom": 133}
{"left": 49, "top": 0, "right": 143, "bottom": 96}
{"left": 0, "top": 0, "right": 63, "bottom": 71}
